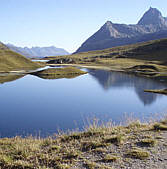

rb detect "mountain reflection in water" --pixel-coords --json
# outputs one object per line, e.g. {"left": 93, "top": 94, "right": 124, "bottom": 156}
{"left": 0, "top": 68, "right": 167, "bottom": 137}
{"left": 88, "top": 69, "right": 167, "bottom": 105}
{"left": 0, "top": 69, "right": 166, "bottom": 106}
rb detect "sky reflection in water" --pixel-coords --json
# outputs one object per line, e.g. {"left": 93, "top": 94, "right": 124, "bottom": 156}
{"left": 0, "top": 69, "right": 167, "bottom": 137}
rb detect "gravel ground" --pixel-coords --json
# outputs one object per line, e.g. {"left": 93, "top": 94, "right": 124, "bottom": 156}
{"left": 74, "top": 128, "right": 167, "bottom": 169}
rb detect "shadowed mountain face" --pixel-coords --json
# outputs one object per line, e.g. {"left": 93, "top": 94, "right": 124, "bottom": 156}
{"left": 88, "top": 69, "right": 167, "bottom": 105}
{"left": 76, "top": 7, "right": 167, "bottom": 53}
{"left": 6, "top": 44, "right": 69, "bottom": 58}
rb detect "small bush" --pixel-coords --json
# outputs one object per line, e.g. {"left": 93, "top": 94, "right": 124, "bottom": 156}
{"left": 93, "top": 147, "right": 107, "bottom": 153}
{"left": 101, "top": 154, "right": 118, "bottom": 162}
{"left": 104, "top": 135, "right": 124, "bottom": 145}
{"left": 153, "top": 123, "right": 167, "bottom": 131}
{"left": 160, "top": 119, "right": 167, "bottom": 125}
{"left": 81, "top": 141, "right": 105, "bottom": 151}
{"left": 84, "top": 161, "right": 98, "bottom": 169}
{"left": 137, "top": 139, "right": 157, "bottom": 147}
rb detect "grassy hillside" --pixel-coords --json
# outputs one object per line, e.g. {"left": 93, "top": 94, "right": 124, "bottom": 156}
{"left": 0, "top": 42, "right": 41, "bottom": 72}
{"left": 45, "top": 38, "right": 167, "bottom": 80}
{"left": 45, "top": 38, "right": 167, "bottom": 62}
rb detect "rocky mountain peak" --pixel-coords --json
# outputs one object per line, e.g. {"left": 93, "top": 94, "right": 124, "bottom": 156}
{"left": 101, "top": 21, "right": 122, "bottom": 38}
{"left": 102, "top": 21, "right": 114, "bottom": 31}
{"left": 104, "top": 21, "right": 113, "bottom": 27}
{"left": 138, "top": 7, "right": 167, "bottom": 26}
{"left": 75, "top": 8, "right": 167, "bottom": 53}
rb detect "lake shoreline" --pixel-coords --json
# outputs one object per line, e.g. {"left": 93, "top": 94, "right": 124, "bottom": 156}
{"left": 0, "top": 118, "right": 167, "bottom": 169}
{"left": 47, "top": 63, "right": 167, "bottom": 82}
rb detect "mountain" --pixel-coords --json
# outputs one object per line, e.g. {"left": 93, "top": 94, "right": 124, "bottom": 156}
{"left": 6, "top": 44, "right": 69, "bottom": 58}
{"left": 0, "top": 42, "right": 39, "bottom": 72}
{"left": 137, "top": 7, "right": 167, "bottom": 26}
{"left": 76, "top": 7, "right": 167, "bottom": 53}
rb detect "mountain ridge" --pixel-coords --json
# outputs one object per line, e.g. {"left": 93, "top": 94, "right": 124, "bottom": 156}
{"left": 76, "top": 7, "right": 167, "bottom": 53}
{"left": 6, "top": 44, "right": 69, "bottom": 58}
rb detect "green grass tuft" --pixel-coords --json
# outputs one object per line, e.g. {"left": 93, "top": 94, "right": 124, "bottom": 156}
{"left": 101, "top": 154, "right": 118, "bottom": 162}
{"left": 126, "top": 148, "right": 150, "bottom": 160}
{"left": 104, "top": 135, "right": 124, "bottom": 145}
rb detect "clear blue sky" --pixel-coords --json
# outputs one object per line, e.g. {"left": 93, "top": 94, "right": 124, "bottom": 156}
{"left": 1, "top": 0, "right": 167, "bottom": 52}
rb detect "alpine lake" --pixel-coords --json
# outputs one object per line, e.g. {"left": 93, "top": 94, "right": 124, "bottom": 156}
{"left": 0, "top": 64, "right": 167, "bottom": 137}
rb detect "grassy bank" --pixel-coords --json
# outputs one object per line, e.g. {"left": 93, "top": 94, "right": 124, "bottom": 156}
{"left": 0, "top": 119, "right": 167, "bottom": 169}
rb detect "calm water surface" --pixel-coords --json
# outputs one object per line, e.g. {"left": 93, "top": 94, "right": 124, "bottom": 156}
{"left": 0, "top": 68, "right": 167, "bottom": 137}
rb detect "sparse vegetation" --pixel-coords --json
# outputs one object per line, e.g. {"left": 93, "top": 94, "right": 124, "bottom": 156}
{"left": 137, "top": 138, "right": 157, "bottom": 147}
{"left": 0, "top": 118, "right": 166, "bottom": 168}
{"left": 153, "top": 123, "right": 167, "bottom": 130}
{"left": 101, "top": 154, "right": 118, "bottom": 162}
{"left": 126, "top": 148, "right": 150, "bottom": 160}
{"left": 103, "top": 135, "right": 125, "bottom": 145}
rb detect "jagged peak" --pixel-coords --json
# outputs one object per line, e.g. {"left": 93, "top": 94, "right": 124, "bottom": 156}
{"left": 146, "top": 7, "right": 162, "bottom": 16}
{"left": 75, "top": 8, "right": 167, "bottom": 53}
{"left": 149, "top": 7, "right": 161, "bottom": 12}
{"left": 103, "top": 21, "right": 113, "bottom": 27}
{"left": 138, "top": 7, "right": 166, "bottom": 25}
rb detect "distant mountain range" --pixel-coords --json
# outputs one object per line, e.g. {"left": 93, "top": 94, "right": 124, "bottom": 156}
{"left": 76, "top": 7, "right": 167, "bottom": 53}
{"left": 6, "top": 44, "right": 69, "bottom": 58}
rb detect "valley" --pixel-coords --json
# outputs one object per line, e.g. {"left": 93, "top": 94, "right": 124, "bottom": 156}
{"left": 0, "top": 5, "right": 167, "bottom": 169}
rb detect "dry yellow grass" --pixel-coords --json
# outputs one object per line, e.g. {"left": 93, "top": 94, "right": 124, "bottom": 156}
{"left": 0, "top": 43, "right": 42, "bottom": 72}
{"left": 0, "top": 118, "right": 166, "bottom": 168}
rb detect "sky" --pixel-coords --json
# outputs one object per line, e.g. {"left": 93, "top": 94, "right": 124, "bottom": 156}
{"left": 0, "top": 0, "right": 167, "bottom": 52}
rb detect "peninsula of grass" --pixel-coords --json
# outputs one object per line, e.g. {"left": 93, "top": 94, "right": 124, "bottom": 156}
{"left": 0, "top": 119, "right": 167, "bottom": 168}
{"left": 144, "top": 88, "right": 167, "bottom": 95}
{"left": 31, "top": 67, "right": 87, "bottom": 79}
